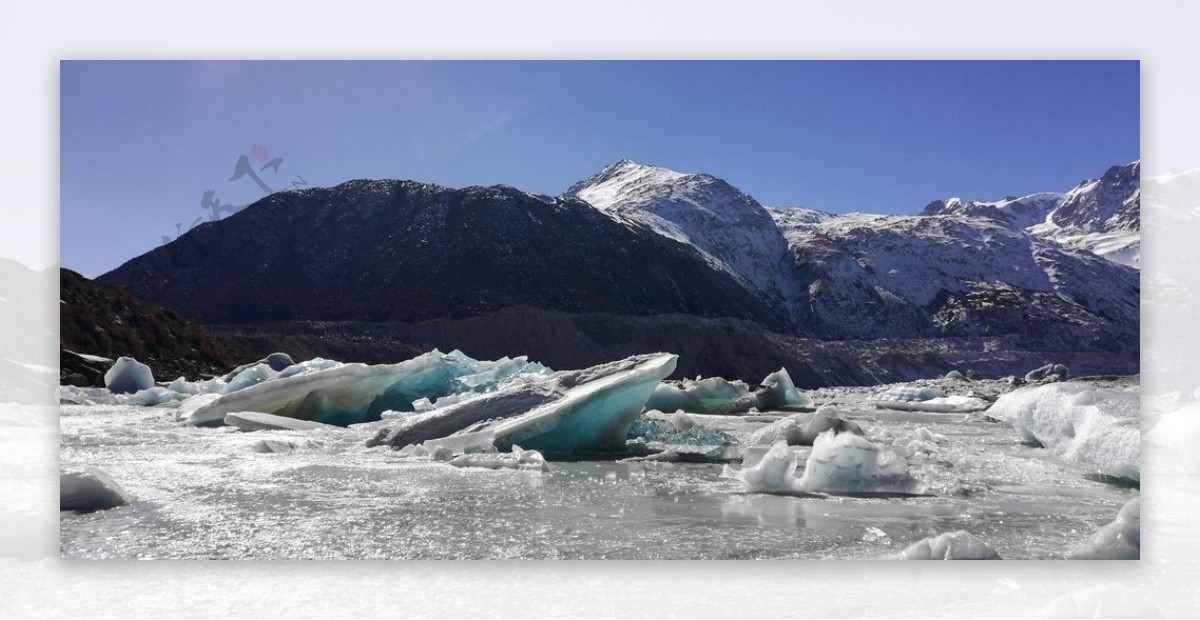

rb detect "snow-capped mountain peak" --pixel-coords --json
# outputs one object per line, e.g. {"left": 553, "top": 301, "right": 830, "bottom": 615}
{"left": 566, "top": 159, "right": 688, "bottom": 211}
{"left": 567, "top": 160, "right": 796, "bottom": 306}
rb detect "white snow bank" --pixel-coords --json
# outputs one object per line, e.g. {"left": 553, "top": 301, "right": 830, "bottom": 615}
{"left": 645, "top": 367, "right": 808, "bottom": 415}
{"left": 798, "top": 430, "right": 916, "bottom": 494}
{"left": 892, "top": 531, "right": 1000, "bottom": 560}
{"left": 1068, "top": 497, "right": 1139, "bottom": 560}
{"left": 1038, "top": 583, "right": 1162, "bottom": 618}
{"left": 989, "top": 381, "right": 1139, "bottom": 481}
{"left": 60, "top": 471, "right": 129, "bottom": 512}
{"left": 103, "top": 357, "right": 154, "bottom": 394}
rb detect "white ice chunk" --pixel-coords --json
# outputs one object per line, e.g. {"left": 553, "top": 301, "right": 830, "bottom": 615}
{"left": 892, "top": 531, "right": 1000, "bottom": 560}
{"left": 747, "top": 409, "right": 864, "bottom": 446}
{"left": 989, "top": 381, "right": 1139, "bottom": 481}
{"left": 103, "top": 357, "right": 154, "bottom": 394}
{"left": 449, "top": 445, "right": 548, "bottom": 471}
{"left": 1068, "top": 497, "right": 1139, "bottom": 560}
{"left": 798, "top": 431, "right": 916, "bottom": 494}
{"left": 722, "top": 441, "right": 800, "bottom": 493}
{"left": 879, "top": 385, "right": 945, "bottom": 402}
{"left": 224, "top": 411, "right": 338, "bottom": 432}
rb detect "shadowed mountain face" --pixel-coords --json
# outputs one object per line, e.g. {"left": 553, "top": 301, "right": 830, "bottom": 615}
{"left": 93, "top": 160, "right": 1140, "bottom": 383}
{"left": 60, "top": 268, "right": 248, "bottom": 384}
{"left": 99, "top": 181, "right": 788, "bottom": 331}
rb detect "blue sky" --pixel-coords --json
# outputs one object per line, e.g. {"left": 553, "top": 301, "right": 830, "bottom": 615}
{"left": 61, "top": 60, "right": 1139, "bottom": 276}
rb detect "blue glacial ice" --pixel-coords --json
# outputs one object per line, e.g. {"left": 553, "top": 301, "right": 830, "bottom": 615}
{"left": 442, "top": 353, "right": 679, "bottom": 454}
{"left": 182, "top": 351, "right": 552, "bottom": 427}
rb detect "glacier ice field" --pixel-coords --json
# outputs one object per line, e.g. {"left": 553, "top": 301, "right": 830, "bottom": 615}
{"left": 58, "top": 349, "right": 1139, "bottom": 560}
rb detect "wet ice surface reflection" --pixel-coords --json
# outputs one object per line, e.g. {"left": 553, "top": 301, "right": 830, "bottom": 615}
{"left": 60, "top": 385, "right": 1136, "bottom": 560}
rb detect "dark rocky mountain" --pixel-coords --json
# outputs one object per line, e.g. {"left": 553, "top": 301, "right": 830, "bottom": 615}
{"left": 60, "top": 268, "right": 249, "bottom": 385}
{"left": 100, "top": 181, "right": 788, "bottom": 331}
{"left": 92, "top": 161, "right": 1141, "bottom": 383}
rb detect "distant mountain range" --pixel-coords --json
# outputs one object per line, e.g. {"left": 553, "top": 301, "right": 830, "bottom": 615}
{"left": 89, "top": 159, "right": 1141, "bottom": 384}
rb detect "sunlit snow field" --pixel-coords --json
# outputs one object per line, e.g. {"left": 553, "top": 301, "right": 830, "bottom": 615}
{"left": 60, "top": 376, "right": 1137, "bottom": 560}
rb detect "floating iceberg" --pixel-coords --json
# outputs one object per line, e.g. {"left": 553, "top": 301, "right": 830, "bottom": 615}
{"left": 798, "top": 431, "right": 916, "bottom": 494}
{"left": 989, "top": 381, "right": 1139, "bottom": 481}
{"left": 371, "top": 353, "right": 678, "bottom": 455}
{"left": 450, "top": 354, "right": 678, "bottom": 453}
{"left": 746, "top": 408, "right": 863, "bottom": 446}
{"left": 1068, "top": 497, "right": 1139, "bottom": 560}
{"left": 368, "top": 384, "right": 563, "bottom": 448}
{"left": 182, "top": 350, "right": 552, "bottom": 427}
{"left": 891, "top": 531, "right": 1000, "bottom": 560}
{"left": 104, "top": 357, "right": 154, "bottom": 394}
{"left": 725, "top": 431, "right": 915, "bottom": 496}
{"left": 60, "top": 471, "right": 129, "bottom": 512}
{"left": 645, "top": 367, "right": 809, "bottom": 415}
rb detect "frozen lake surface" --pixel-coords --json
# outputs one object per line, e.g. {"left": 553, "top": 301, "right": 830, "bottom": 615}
{"left": 60, "top": 377, "right": 1138, "bottom": 560}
